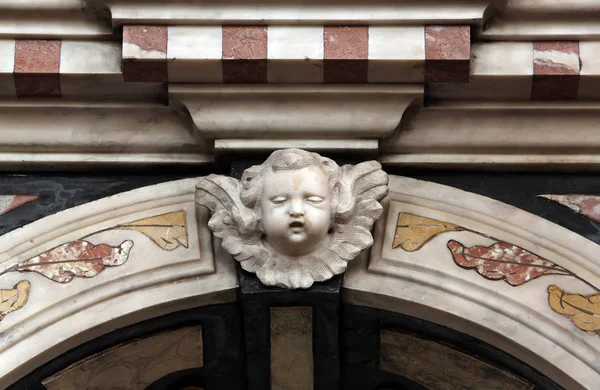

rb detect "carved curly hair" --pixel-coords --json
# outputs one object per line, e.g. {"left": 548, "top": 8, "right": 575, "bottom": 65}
{"left": 239, "top": 148, "right": 343, "bottom": 223}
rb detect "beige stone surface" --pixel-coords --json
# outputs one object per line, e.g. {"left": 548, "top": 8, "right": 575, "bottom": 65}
{"left": 481, "top": 0, "right": 600, "bottom": 40}
{"left": 108, "top": 0, "right": 494, "bottom": 26}
{"left": 380, "top": 329, "right": 533, "bottom": 389}
{"left": 215, "top": 139, "right": 378, "bottom": 153}
{"left": 43, "top": 326, "right": 203, "bottom": 389}
{"left": 267, "top": 26, "right": 324, "bottom": 83}
{"left": 270, "top": 307, "right": 313, "bottom": 390}
{"left": 170, "top": 84, "right": 423, "bottom": 139}
{"left": 382, "top": 101, "right": 600, "bottom": 168}
{"left": 429, "top": 42, "right": 533, "bottom": 100}
{"left": 167, "top": 26, "right": 223, "bottom": 83}
{"left": 344, "top": 175, "right": 600, "bottom": 390}
{"left": 0, "top": 39, "right": 15, "bottom": 97}
{"left": 0, "top": 101, "right": 211, "bottom": 168}
{"left": 368, "top": 26, "right": 424, "bottom": 83}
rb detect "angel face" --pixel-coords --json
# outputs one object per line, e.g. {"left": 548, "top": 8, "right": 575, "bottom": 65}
{"left": 260, "top": 165, "right": 332, "bottom": 256}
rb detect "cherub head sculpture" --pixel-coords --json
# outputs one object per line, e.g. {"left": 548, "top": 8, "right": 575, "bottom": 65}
{"left": 196, "top": 149, "right": 388, "bottom": 289}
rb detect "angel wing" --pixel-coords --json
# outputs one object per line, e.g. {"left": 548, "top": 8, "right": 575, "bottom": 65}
{"left": 195, "top": 174, "right": 259, "bottom": 243}
{"left": 335, "top": 161, "right": 388, "bottom": 224}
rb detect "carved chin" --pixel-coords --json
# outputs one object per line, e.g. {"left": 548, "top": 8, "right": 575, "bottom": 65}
{"left": 267, "top": 233, "right": 326, "bottom": 257}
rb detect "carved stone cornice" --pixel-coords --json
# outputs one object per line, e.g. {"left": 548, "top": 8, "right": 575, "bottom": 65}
{"left": 480, "top": 0, "right": 600, "bottom": 40}
{"left": 103, "top": 0, "right": 502, "bottom": 26}
{"left": 0, "top": 101, "right": 211, "bottom": 169}
{"left": 381, "top": 101, "right": 600, "bottom": 169}
{"left": 170, "top": 84, "right": 422, "bottom": 152}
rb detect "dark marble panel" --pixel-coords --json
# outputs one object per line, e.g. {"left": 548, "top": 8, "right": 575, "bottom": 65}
{"left": 342, "top": 304, "right": 563, "bottom": 390}
{"left": 0, "top": 168, "right": 222, "bottom": 236}
{"left": 239, "top": 266, "right": 342, "bottom": 390}
{"left": 7, "top": 304, "right": 245, "bottom": 390}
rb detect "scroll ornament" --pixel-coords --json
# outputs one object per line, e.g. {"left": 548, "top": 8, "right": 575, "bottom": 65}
{"left": 196, "top": 148, "right": 388, "bottom": 289}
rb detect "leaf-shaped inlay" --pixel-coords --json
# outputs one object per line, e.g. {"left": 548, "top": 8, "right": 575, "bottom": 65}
{"left": 15, "top": 240, "right": 133, "bottom": 283}
{"left": 0, "top": 280, "right": 31, "bottom": 321}
{"left": 393, "top": 213, "right": 463, "bottom": 251}
{"left": 114, "top": 211, "right": 188, "bottom": 251}
{"left": 548, "top": 285, "right": 600, "bottom": 335}
{"left": 447, "top": 240, "right": 570, "bottom": 286}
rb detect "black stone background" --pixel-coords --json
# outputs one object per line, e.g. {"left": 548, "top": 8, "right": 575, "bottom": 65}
{"left": 342, "top": 305, "right": 563, "bottom": 390}
{"left": 0, "top": 167, "right": 223, "bottom": 236}
{"left": 2, "top": 168, "right": 600, "bottom": 245}
{"left": 7, "top": 304, "right": 245, "bottom": 390}
{"left": 239, "top": 268, "right": 342, "bottom": 390}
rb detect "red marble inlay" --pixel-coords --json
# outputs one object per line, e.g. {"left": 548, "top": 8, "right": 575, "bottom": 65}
{"left": 425, "top": 26, "right": 470, "bottom": 61}
{"left": 425, "top": 61, "right": 470, "bottom": 83}
{"left": 123, "top": 25, "right": 167, "bottom": 56}
{"left": 531, "top": 76, "right": 579, "bottom": 100}
{"left": 323, "top": 26, "right": 368, "bottom": 83}
{"left": 14, "top": 74, "right": 61, "bottom": 97}
{"left": 122, "top": 60, "right": 168, "bottom": 82}
{"left": 222, "top": 26, "right": 268, "bottom": 60}
{"left": 223, "top": 60, "right": 267, "bottom": 83}
{"left": 324, "top": 26, "right": 368, "bottom": 60}
{"left": 425, "top": 25, "right": 470, "bottom": 83}
{"left": 222, "top": 26, "right": 267, "bottom": 82}
{"left": 533, "top": 41, "right": 580, "bottom": 76}
{"left": 14, "top": 40, "right": 61, "bottom": 74}
{"left": 14, "top": 40, "right": 62, "bottom": 97}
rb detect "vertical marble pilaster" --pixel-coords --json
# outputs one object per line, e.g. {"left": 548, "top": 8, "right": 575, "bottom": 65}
{"left": 222, "top": 26, "right": 268, "bottom": 83}
{"left": 239, "top": 267, "right": 341, "bottom": 390}
{"left": 122, "top": 25, "right": 168, "bottom": 82}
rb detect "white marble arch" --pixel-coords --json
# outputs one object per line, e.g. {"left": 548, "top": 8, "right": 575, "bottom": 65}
{"left": 344, "top": 175, "right": 600, "bottom": 390}
{"left": 2, "top": 174, "right": 600, "bottom": 389}
{"left": 0, "top": 178, "right": 238, "bottom": 389}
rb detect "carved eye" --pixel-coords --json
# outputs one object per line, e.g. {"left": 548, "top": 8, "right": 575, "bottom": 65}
{"left": 271, "top": 196, "right": 287, "bottom": 205}
{"left": 307, "top": 196, "right": 324, "bottom": 205}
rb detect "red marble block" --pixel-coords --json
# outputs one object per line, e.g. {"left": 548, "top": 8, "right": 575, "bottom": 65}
{"left": 425, "top": 26, "right": 470, "bottom": 83}
{"left": 532, "top": 41, "right": 580, "bottom": 100}
{"left": 14, "top": 40, "right": 61, "bottom": 97}
{"left": 324, "top": 26, "right": 368, "bottom": 83}
{"left": 222, "top": 26, "right": 268, "bottom": 83}
{"left": 122, "top": 25, "right": 168, "bottom": 82}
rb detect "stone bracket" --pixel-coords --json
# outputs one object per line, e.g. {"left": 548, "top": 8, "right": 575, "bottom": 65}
{"left": 170, "top": 84, "right": 423, "bottom": 152}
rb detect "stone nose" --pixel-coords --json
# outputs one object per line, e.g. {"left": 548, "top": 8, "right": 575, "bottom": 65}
{"left": 289, "top": 198, "right": 304, "bottom": 217}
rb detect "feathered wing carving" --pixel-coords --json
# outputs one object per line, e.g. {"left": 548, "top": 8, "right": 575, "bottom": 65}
{"left": 336, "top": 161, "right": 388, "bottom": 223}
{"left": 195, "top": 175, "right": 261, "bottom": 258}
{"left": 195, "top": 159, "right": 388, "bottom": 290}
